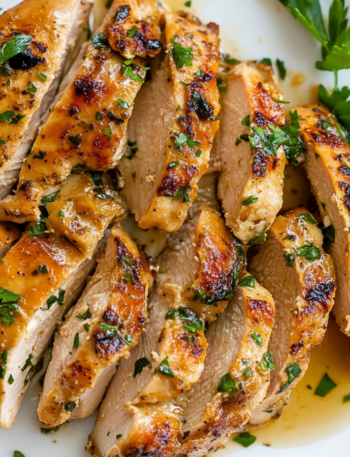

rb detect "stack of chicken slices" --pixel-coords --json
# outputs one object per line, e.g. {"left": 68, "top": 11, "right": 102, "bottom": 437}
{"left": 0, "top": 1, "right": 344, "bottom": 456}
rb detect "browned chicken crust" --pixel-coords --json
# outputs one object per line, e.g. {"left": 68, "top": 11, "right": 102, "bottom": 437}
{"left": 0, "top": 222, "right": 20, "bottom": 259}
{"left": 120, "top": 11, "right": 220, "bottom": 232}
{"left": 38, "top": 223, "right": 155, "bottom": 426}
{"left": 295, "top": 105, "right": 350, "bottom": 335}
{"left": 0, "top": 0, "right": 88, "bottom": 193}
{"left": 104, "top": 0, "right": 165, "bottom": 59}
{"left": 215, "top": 61, "right": 286, "bottom": 244}
{"left": 248, "top": 207, "right": 336, "bottom": 426}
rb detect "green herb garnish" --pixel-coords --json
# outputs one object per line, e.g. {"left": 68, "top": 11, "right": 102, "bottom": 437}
{"left": 133, "top": 357, "right": 151, "bottom": 378}
{"left": 315, "top": 373, "right": 337, "bottom": 397}
{"left": 233, "top": 432, "right": 257, "bottom": 448}
{"left": 242, "top": 196, "right": 258, "bottom": 206}
{"left": 0, "top": 34, "right": 33, "bottom": 65}
{"left": 171, "top": 37, "right": 194, "bottom": 69}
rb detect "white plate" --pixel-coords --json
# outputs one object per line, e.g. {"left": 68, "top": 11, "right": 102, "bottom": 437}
{"left": 1, "top": 0, "right": 350, "bottom": 456}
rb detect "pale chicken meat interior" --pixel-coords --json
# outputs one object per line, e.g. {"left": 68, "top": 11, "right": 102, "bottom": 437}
{"left": 120, "top": 10, "right": 220, "bottom": 233}
{"left": 248, "top": 207, "right": 336, "bottom": 426}
{"left": 38, "top": 222, "right": 155, "bottom": 426}
{"left": 178, "top": 273, "right": 275, "bottom": 457}
{"left": 214, "top": 61, "right": 286, "bottom": 245}
{"left": 0, "top": 0, "right": 92, "bottom": 199}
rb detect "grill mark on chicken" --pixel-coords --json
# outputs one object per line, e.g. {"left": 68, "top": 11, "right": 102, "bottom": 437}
{"left": 157, "top": 165, "right": 199, "bottom": 198}
{"left": 248, "top": 207, "right": 336, "bottom": 427}
{"left": 74, "top": 75, "right": 109, "bottom": 106}
{"left": 104, "top": 0, "right": 164, "bottom": 60}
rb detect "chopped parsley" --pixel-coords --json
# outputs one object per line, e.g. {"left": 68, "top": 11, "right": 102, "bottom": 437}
{"left": 40, "top": 191, "right": 59, "bottom": 205}
{"left": 259, "top": 57, "right": 272, "bottom": 66}
{"left": 278, "top": 362, "right": 301, "bottom": 393}
{"left": 68, "top": 135, "right": 82, "bottom": 148}
{"left": 28, "top": 218, "right": 48, "bottom": 236}
{"left": 315, "top": 373, "right": 337, "bottom": 397}
{"left": 184, "top": 0, "right": 192, "bottom": 6}
{"left": 0, "top": 34, "right": 33, "bottom": 65}
{"left": 276, "top": 58, "right": 286, "bottom": 80}
{"left": 133, "top": 357, "right": 151, "bottom": 378}
{"left": 216, "top": 76, "right": 227, "bottom": 92}
{"left": 249, "top": 233, "right": 266, "bottom": 245}
{"left": 171, "top": 37, "right": 194, "bottom": 69}
{"left": 127, "top": 26, "right": 138, "bottom": 37}
{"left": 73, "top": 333, "right": 80, "bottom": 349}
{"left": 123, "top": 61, "right": 144, "bottom": 83}
{"left": 298, "top": 213, "right": 317, "bottom": 224}
{"left": 76, "top": 307, "right": 92, "bottom": 320}
{"left": 21, "top": 354, "right": 33, "bottom": 372}
{"left": 218, "top": 372, "right": 238, "bottom": 396}
{"left": 92, "top": 33, "right": 109, "bottom": 49}
{"left": 263, "top": 351, "right": 276, "bottom": 370}
{"left": 173, "top": 186, "right": 190, "bottom": 203}
{"left": 0, "top": 288, "right": 21, "bottom": 325}
{"left": 118, "top": 98, "right": 130, "bottom": 109}
{"left": 33, "top": 150, "right": 45, "bottom": 159}
{"left": 8, "top": 374, "right": 14, "bottom": 384}
{"left": 251, "top": 332, "right": 262, "bottom": 346}
{"left": 297, "top": 244, "right": 321, "bottom": 261}
{"left": 322, "top": 224, "right": 336, "bottom": 243}
{"left": 233, "top": 432, "right": 256, "bottom": 448}
{"left": 124, "top": 334, "right": 132, "bottom": 346}
{"left": 84, "top": 323, "right": 90, "bottom": 332}
{"left": 242, "top": 196, "right": 258, "bottom": 206}
{"left": 168, "top": 161, "right": 180, "bottom": 168}
{"left": 221, "top": 53, "right": 240, "bottom": 65}
{"left": 102, "top": 126, "right": 112, "bottom": 139}
{"left": 39, "top": 264, "right": 48, "bottom": 274}
{"left": 65, "top": 402, "right": 76, "bottom": 412}
{"left": 156, "top": 357, "right": 174, "bottom": 378}
{"left": 57, "top": 210, "right": 65, "bottom": 218}
{"left": 241, "top": 115, "right": 251, "bottom": 127}
{"left": 47, "top": 289, "right": 65, "bottom": 309}
{"left": 237, "top": 276, "right": 255, "bottom": 289}
{"left": 165, "top": 307, "right": 205, "bottom": 333}
{"left": 27, "top": 84, "right": 37, "bottom": 93}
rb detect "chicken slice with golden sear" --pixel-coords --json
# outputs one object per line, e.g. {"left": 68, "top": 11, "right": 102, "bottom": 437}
{"left": 0, "top": 223, "right": 20, "bottom": 259}
{"left": 87, "top": 206, "right": 245, "bottom": 457}
{"left": 0, "top": 0, "right": 91, "bottom": 199}
{"left": 104, "top": 0, "right": 165, "bottom": 59}
{"left": 215, "top": 61, "right": 286, "bottom": 244}
{"left": 0, "top": 0, "right": 153, "bottom": 228}
{"left": 0, "top": 229, "right": 103, "bottom": 429}
{"left": 38, "top": 223, "right": 155, "bottom": 426}
{"left": 120, "top": 11, "right": 220, "bottom": 232}
{"left": 248, "top": 207, "right": 336, "bottom": 426}
{"left": 294, "top": 105, "right": 350, "bottom": 335}
{"left": 178, "top": 274, "right": 275, "bottom": 457}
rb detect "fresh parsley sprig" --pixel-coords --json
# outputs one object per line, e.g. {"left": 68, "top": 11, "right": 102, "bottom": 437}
{"left": 280, "top": 0, "right": 350, "bottom": 135}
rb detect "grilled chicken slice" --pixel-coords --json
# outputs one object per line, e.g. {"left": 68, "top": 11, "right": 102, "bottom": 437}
{"left": 0, "top": 0, "right": 149, "bottom": 227}
{"left": 87, "top": 206, "right": 244, "bottom": 457}
{"left": 248, "top": 207, "right": 336, "bottom": 426}
{"left": 0, "top": 0, "right": 91, "bottom": 199}
{"left": 178, "top": 273, "right": 275, "bottom": 457}
{"left": 0, "top": 223, "right": 20, "bottom": 259}
{"left": 0, "top": 230, "right": 103, "bottom": 429}
{"left": 44, "top": 172, "right": 123, "bottom": 258}
{"left": 119, "top": 11, "right": 220, "bottom": 232}
{"left": 38, "top": 222, "right": 155, "bottom": 426}
{"left": 214, "top": 62, "right": 286, "bottom": 244}
{"left": 104, "top": 0, "right": 165, "bottom": 59}
{"left": 295, "top": 105, "right": 350, "bottom": 335}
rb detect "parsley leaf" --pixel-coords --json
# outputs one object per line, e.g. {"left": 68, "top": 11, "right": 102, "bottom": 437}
{"left": 133, "top": 357, "right": 151, "bottom": 378}
{"left": 156, "top": 357, "right": 174, "bottom": 378}
{"left": 171, "top": 37, "right": 194, "bottom": 68}
{"left": 0, "top": 34, "right": 33, "bottom": 65}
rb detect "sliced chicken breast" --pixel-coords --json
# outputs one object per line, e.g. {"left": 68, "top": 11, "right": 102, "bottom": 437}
{"left": 44, "top": 172, "right": 124, "bottom": 258}
{"left": 215, "top": 61, "right": 286, "bottom": 244}
{"left": 104, "top": 0, "right": 165, "bottom": 59}
{"left": 87, "top": 206, "right": 245, "bottom": 457}
{"left": 120, "top": 11, "right": 220, "bottom": 232}
{"left": 0, "top": 0, "right": 91, "bottom": 199}
{"left": 0, "top": 0, "right": 149, "bottom": 226}
{"left": 178, "top": 273, "right": 275, "bottom": 457}
{"left": 0, "top": 223, "right": 20, "bottom": 259}
{"left": 248, "top": 207, "right": 336, "bottom": 426}
{"left": 295, "top": 105, "right": 350, "bottom": 335}
{"left": 38, "top": 222, "right": 155, "bottom": 426}
{"left": 0, "top": 230, "right": 104, "bottom": 429}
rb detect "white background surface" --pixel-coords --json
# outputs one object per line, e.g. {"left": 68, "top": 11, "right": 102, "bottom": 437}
{"left": 1, "top": 0, "right": 350, "bottom": 455}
